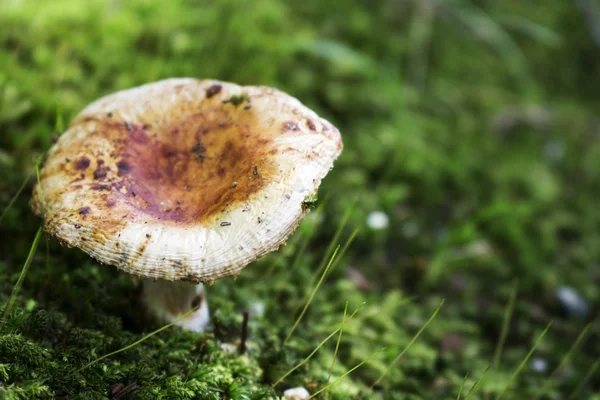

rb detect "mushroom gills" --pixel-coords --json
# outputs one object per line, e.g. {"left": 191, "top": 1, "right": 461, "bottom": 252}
{"left": 142, "top": 279, "right": 209, "bottom": 332}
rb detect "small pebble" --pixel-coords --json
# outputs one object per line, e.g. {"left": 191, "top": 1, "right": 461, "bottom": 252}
{"left": 544, "top": 140, "right": 565, "bottom": 163}
{"left": 284, "top": 387, "right": 310, "bottom": 400}
{"left": 250, "top": 301, "right": 265, "bottom": 317}
{"left": 531, "top": 357, "right": 548, "bottom": 373}
{"left": 366, "top": 211, "right": 389, "bottom": 230}
{"left": 556, "top": 286, "right": 590, "bottom": 318}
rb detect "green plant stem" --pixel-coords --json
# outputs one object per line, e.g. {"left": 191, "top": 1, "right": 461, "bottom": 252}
{"left": 494, "top": 280, "right": 519, "bottom": 367}
{"left": 285, "top": 245, "right": 340, "bottom": 344}
{"left": 310, "top": 347, "right": 386, "bottom": 399}
{"left": 76, "top": 305, "right": 200, "bottom": 372}
{"left": 496, "top": 322, "right": 552, "bottom": 400}
{"left": 370, "top": 299, "right": 445, "bottom": 389}
{"left": 0, "top": 227, "right": 42, "bottom": 331}
{"left": 0, "top": 174, "right": 32, "bottom": 225}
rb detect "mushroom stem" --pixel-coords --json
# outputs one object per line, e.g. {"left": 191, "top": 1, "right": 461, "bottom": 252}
{"left": 142, "top": 279, "right": 209, "bottom": 332}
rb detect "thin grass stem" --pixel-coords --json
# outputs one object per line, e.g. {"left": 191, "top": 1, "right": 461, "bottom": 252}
{"left": 274, "top": 303, "right": 363, "bottom": 387}
{"left": 494, "top": 280, "right": 519, "bottom": 367}
{"left": 328, "top": 227, "right": 359, "bottom": 272}
{"left": 76, "top": 305, "right": 200, "bottom": 372}
{"left": 0, "top": 227, "right": 42, "bottom": 331}
{"left": 285, "top": 245, "right": 340, "bottom": 344}
{"left": 496, "top": 322, "right": 552, "bottom": 400}
{"left": 456, "top": 373, "right": 469, "bottom": 400}
{"left": 464, "top": 365, "right": 490, "bottom": 399}
{"left": 370, "top": 299, "right": 445, "bottom": 389}
{"left": 568, "top": 359, "right": 600, "bottom": 400}
{"left": 310, "top": 347, "right": 386, "bottom": 399}
{"left": 0, "top": 174, "right": 32, "bottom": 225}
{"left": 306, "top": 201, "right": 354, "bottom": 289}
{"left": 535, "top": 321, "right": 593, "bottom": 399}
{"left": 327, "top": 302, "right": 349, "bottom": 383}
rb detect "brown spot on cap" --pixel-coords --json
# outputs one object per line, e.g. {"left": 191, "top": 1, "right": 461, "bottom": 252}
{"left": 91, "top": 183, "right": 111, "bottom": 191}
{"left": 93, "top": 165, "right": 110, "bottom": 180}
{"left": 79, "top": 207, "right": 91, "bottom": 215}
{"left": 117, "top": 161, "right": 131, "bottom": 176}
{"left": 74, "top": 157, "right": 91, "bottom": 170}
{"left": 206, "top": 84, "right": 222, "bottom": 98}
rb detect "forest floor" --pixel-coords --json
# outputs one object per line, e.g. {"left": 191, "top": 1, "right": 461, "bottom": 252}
{"left": 0, "top": 1, "right": 599, "bottom": 399}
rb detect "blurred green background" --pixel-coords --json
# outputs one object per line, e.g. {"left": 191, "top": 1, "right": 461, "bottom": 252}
{"left": 0, "top": 0, "right": 599, "bottom": 399}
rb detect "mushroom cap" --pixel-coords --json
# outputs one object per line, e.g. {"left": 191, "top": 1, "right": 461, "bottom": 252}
{"left": 31, "top": 78, "right": 342, "bottom": 283}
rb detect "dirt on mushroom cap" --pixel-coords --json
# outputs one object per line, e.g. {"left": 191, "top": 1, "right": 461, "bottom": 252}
{"left": 31, "top": 78, "right": 342, "bottom": 283}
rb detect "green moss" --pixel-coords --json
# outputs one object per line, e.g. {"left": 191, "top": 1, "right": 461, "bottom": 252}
{"left": 222, "top": 93, "right": 251, "bottom": 107}
{"left": 302, "top": 194, "right": 318, "bottom": 211}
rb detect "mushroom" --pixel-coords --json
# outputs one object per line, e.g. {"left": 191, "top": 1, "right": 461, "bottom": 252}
{"left": 30, "top": 78, "right": 342, "bottom": 331}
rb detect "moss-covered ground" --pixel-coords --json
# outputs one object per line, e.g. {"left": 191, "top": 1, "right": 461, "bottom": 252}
{"left": 1, "top": 0, "right": 599, "bottom": 398}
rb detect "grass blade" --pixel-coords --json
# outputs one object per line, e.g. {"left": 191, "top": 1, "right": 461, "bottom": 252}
{"left": 310, "top": 347, "right": 386, "bottom": 399}
{"left": 76, "top": 305, "right": 200, "bottom": 372}
{"left": 54, "top": 106, "right": 64, "bottom": 133}
{"left": 0, "top": 227, "right": 42, "bottom": 331}
{"left": 496, "top": 322, "right": 552, "bottom": 399}
{"left": 306, "top": 201, "right": 354, "bottom": 289}
{"left": 327, "top": 302, "right": 349, "bottom": 383}
{"left": 535, "top": 321, "right": 593, "bottom": 399}
{"left": 0, "top": 174, "right": 32, "bottom": 225}
{"left": 370, "top": 299, "right": 445, "bottom": 389}
{"left": 265, "top": 204, "right": 323, "bottom": 281}
{"left": 568, "top": 359, "right": 600, "bottom": 400}
{"left": 274, "top": 302, "right": 363, "bottom": 387}
{"left": 456, "top": 373, "right": 469, "bottom": 400}
{"left": 494, "top": 280, "right": 519, "bottom": 367}
{"left": 328, "top": 227, "right": 359, "bottom": 272}
{"left": 285, "top": 245, "right": 340, "bottom": 344}
{"left": 293, "top": 221, "right": 357, "bottom": 318}
{"left": 464, "top": 365, "right": 490, "bottom": 399}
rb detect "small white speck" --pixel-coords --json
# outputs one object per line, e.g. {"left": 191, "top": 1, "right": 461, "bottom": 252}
{"left": 284, "top": 387, "right": 310, "bottom": 400}
{"left": 544, "top": 140, "right": 565, "bottom": 163}
{"left": 367, "top": 211, "right": 389, "bottom": 230}
{"left": 532, "top": 357, "right": 548, "bottom": 373}
{"left": 556, "top": 286, "right": 589, "bottom": 318}
{"left": 250, "top": 301, "right": 265, "bottom": 317}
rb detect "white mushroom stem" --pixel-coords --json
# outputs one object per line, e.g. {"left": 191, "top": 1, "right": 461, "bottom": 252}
{"left": 142, "top": 279, "right": 209, "bottom": 332}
